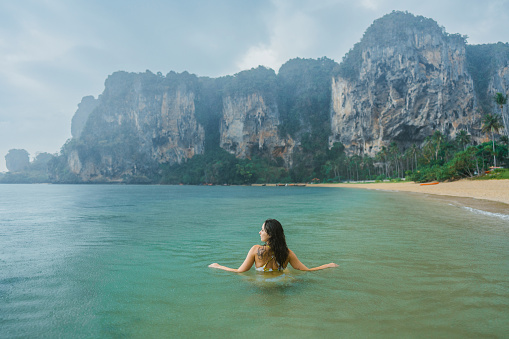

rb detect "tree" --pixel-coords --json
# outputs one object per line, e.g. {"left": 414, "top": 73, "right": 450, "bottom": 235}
{"left": 5, "top": 149, "right": 30, "bottom": 172}
{"left": 481, "top": 113, "right": 504, "bottom": 167}
{"left": 455, "top": 130, "right": 471, "bottom": 151}
{"left": 421, "top": 131, "right": 445, "bottom": 165}
{"left": 444, "top": 147, "right": 479, "bottom": 179}
{"left": 409, "top": 143, "right": 419, "bottom": 171}
{"left": 235, "top": 162, "right": 254, "bottom": 184}
{"left": 389, "top": 141, "right": 400, "bottom": 178}
{"left": 431, "top": 130, "right": 444, "bottom": 161}
{"left": 376, "top": 146, "right": 389, "bottom": 177}
{"left": 500, "top": 135, "right": 509, "bottom": 146}
{"left": 494, "top": 92, "right": 508, "bottom": 136}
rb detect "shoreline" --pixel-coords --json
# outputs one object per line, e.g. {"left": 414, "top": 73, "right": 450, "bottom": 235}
{"left": 310, "top": 179, "right": 509, "bottom": 204}
{"left": 311, "top": 179, "right": 509, "bottom": 217}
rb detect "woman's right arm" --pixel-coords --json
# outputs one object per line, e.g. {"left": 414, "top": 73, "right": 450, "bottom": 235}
{"left": 208, "top": 245, "right": 258, "bottom": 273}
{"left": 288, "top": 249, "right": 338, "bottom": 271}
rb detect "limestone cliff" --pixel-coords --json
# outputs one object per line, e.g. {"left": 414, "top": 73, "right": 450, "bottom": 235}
{"left": 220, "top": 93, "right": 289, "bottom": 160}
{"left": 491, "top": 65, "right": 509, "bottom": 135}
{"left": 330, "top": 12, "right": 478, "bottom": 156}
{"left": 484, "top": 45, "right": 509, "bottom": 136}
{"left": 70, "top": 71, "right": 205, "bottom": 181}
{"left": 58, "top": 11, "right": 509, "bottom": 183}
{"left": 71, "top": 96, "right": 98, "bottom": 139}
{"left": 218, "top": 66, "right": 297, "bottom": 166}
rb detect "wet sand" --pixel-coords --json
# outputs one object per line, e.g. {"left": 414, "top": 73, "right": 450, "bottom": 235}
{"left": 311, "top": 180, "right": 509, "bottom": 216}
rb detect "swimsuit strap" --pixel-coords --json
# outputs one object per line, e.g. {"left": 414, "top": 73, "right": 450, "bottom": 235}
{"left": 261, "top": 245, "right": 282, "bottom": 271}
{"left": 263, "top": 255, "right": 274, "bottom": 267}
{"left": 263, "top": 255, "right": 279, "bottom": 271}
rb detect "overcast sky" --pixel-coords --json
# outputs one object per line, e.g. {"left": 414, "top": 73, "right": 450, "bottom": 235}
{"left": 1, "top": 0, "right": 508, "bottom": 172}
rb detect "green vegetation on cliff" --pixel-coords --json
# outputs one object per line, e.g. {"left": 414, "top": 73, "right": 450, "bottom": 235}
{"left": 277, "top": 57, "right": 337, "bottom": 180}
{"left": 223, "top": 66, "right": 277, "bottom": 98}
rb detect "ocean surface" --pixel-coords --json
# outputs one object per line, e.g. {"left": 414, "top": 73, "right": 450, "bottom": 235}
{"left": 1, "top": 184, "right": 508, "bottom": 338}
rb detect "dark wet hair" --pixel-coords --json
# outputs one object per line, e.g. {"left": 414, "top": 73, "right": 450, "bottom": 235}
{"left": 264, "top": 219, "right": 289, "bottom": 270}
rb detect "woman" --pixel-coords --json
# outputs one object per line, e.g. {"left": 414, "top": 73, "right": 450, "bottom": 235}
{"left": 209, "top": 219, "right": 338, "bottom": 273}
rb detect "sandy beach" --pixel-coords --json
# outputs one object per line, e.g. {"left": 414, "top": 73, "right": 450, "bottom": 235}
{"left": 310, "top": 179, "right": 509, "bottom": 215}
{"left": 312, "top": 179, "right": 509, "bottom": 204}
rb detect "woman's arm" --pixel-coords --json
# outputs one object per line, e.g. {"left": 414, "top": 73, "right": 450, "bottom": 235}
{"left": 287, "top": 249, "right": 338, "bottom": 271}
{"left": 209, "top": 245, "right": 257, "bottom": 273}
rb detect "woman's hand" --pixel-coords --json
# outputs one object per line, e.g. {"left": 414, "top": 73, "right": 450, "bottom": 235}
{"left": 326, "top": 263, "right": 339, "bottom": 268}
{"left": 208, "top": 263, "right": 221, "bottom": 268}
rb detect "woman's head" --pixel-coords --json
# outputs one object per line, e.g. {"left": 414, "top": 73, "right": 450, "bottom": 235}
{"left": 262, "top": 219, "right": 285, "bottom": 244}
{"left": 261, "top": 219, "right": 289, "bottom": 269}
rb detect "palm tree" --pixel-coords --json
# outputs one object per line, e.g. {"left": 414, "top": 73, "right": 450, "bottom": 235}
{"left": 377, "top": 146, "right": 389, "bottom": 178}
{"left": 410, "top": 143, "right": 419, "bottom": 171}
{"left": 389, "top": 141, "right": 400, "bottom": 177}
{"left": 363, "top": 156, "right": 374, "bottom": 179}
{"left": 481, "top": 113, "right": 504, "bottom": 167}
{"left": 494, "top": 92, "right": 508, "bottom": 136}
{"left": 421, "top": 136, "right": 434, "bottom": 165}
{"left": 455, "top": 129, "right": 471, "bottom": 151}
{"left": 431, "top": 130, "right": 444, "bottom": 161}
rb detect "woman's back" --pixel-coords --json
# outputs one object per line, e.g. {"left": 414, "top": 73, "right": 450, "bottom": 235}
{"left": 254, "top": 245, "right": 287, "bottom": 271}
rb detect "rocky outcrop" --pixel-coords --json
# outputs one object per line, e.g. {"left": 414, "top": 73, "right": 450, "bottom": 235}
{"left": 71, "top": 96, "right": 98, "bottom": 139}
{"left": 153, "top": 89, "right": 205, "bottom": 163}
{"left": 70, "top": 71, "right": 205, "bottom": 181}
{"left": 5, "top": 149, "right": 30, "bottom": 172}
{"left": 489, "top": 64, "right": 509, "bottom": 135}
{"left": 220, "top": 93, "right": 287, "bottom": 159}
{"left": 330, "top": 12, "right": 478, "bottom": 156}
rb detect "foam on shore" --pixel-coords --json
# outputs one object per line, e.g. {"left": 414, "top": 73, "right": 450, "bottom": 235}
{"left": 462, "top": 206, "right": 509, "bottom": 222}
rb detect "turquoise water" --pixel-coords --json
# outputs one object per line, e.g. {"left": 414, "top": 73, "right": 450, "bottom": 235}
{"left": 1, "top": 185, "right": 508, "bottom": 338}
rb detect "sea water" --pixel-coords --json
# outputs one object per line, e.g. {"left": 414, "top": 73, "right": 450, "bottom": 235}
{"left": 1, "top": 184, "right": 508, "bottom": 338}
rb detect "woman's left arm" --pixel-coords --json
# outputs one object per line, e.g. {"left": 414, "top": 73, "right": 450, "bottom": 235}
{"left": 287, "top": 249, "right": 338, "bottom": 271}
{"left": 209, "top": 245, "right": 257, "bottom": 273}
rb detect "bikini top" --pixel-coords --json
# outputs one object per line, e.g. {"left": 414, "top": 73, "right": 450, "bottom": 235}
{"left": 255, "top": 247, "right": 284, "bottom": 272}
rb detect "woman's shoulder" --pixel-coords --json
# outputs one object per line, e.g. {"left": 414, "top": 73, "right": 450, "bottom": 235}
{"left": 250, "top": 244, "right": 270, "bottom": 257}
{"left": 249, "top": 244, "right": 265, "bottom": 253}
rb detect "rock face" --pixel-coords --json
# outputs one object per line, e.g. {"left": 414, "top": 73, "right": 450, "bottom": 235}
{"left": 489, "top": 61, "right": 509, "bottom": 135}
{"left": 220, "top": 93, "right": 285, "bottom": 158}
{"left": 151, "top": 89, "right": 205, "bottom": 164}
{"left": 5, "top": 149, "right": 30, "bottom": 172}
{"left": 71, "top": 71, "right": 205, "bottom": 181}
{"left": 329, "top": 12, "right": 478, "bottom": 156}
{"left": 71, "top": 96, "right": 98, "bottom": 139}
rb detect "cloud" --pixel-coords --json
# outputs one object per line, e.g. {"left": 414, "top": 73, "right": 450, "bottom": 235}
{"left": 236, "top": 1, "right": 321, "bottom": 72}
{"left": 359, "top": 0, "right": 380, "bottom": 10}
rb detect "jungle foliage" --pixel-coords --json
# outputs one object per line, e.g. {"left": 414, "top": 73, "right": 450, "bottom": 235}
{"left": 156, "top": 128, "right": 508, "bottom": 185}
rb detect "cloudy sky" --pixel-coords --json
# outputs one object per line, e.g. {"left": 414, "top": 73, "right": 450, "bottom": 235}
{"left": 1, "top": 0, "right": 508, "bottom": 172}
